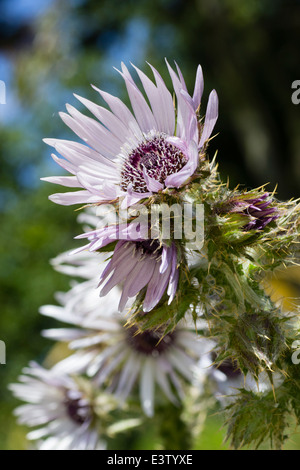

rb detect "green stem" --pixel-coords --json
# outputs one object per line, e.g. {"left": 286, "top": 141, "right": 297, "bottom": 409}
{"left": 156, "top": 402, "right": 191, "bottom": 450}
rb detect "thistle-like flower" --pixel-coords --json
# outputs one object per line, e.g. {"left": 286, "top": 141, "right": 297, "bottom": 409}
{"left": 40, "top": 271, "right": 212, "bottom": 417}
{"left": 196, "top": 356, "right": 283, "bottom": 405}
{"left": 68, "top": 207, "right": 179, "bottom": 312}
{"left": 99, "top": 239, "right": 179, "bottom": 312}
{"left": 9, "top": 362, "right": 106, "bottom": 450}
{"left": 42, "top": 61, "right": 218, "bottom": 208}
{"left": 217, "top": 192, "right": 279, "bottom": 232}
{"left": 76, "top": 222, "right": 178, "bottom": 312}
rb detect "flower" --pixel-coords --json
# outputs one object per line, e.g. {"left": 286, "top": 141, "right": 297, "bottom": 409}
{"left": 217, "top": 193, "right": 279, "bottom": 231}
{"left": 9, "top": 362, "right": 106, "bottom": 450}
{"left": 51, "top": 211, "right": 180, "bottom": 312}
{"left": 71, "top": 208, "right": 179, "bottom": 312}
{"left": 79, "top": 230, "right": 179, "bottom": 312}
{"left": 40, "top": 278, "right": 213, "bottom": 417}
{"left": 99, "top": 239, "right": 179, "bottom": 312}
{"left": 240, "top": 194, "right": 279, "bottom": 231}
{"left": 195, "top": 356, "right": 284, "bottom": 405}
{"left": 42, "top": 61, "right": 218, "bottom": 208}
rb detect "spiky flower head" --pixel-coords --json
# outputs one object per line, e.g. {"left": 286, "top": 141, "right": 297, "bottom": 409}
{"left": 9, "top": 362, "right": 107, "bottom": 450}
{"left": 42, "top": 61, "right": 218, "bottom": 209}
{"left": 216, "top": 192, "right": 279, "bottom": 232}
{"left": 68, "top": 206, "right": 180, "bottom": 312}
{"left": 40, "top": 257, "right": 213, "bottom": 417}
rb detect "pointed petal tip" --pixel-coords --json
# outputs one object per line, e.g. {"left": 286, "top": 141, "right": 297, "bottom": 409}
{"left": 99, "top": 289, "right": 107, "bottom": 298}
{"left": 65, "top": 103, "right": 75, "bottom": 113}
{"left": 210, "top": 89, "right": 219, "bottom": 102}
{"left": 48, "top": 194, "right": 59, "bottom": 203}
{"left": 91, "top": 84, "right": 100, "bottom": 93}
{"left": 144, "top": 408, "right": 154, "bottom": 418}
{"left": 43, "top": 138, "right": 55, "bottom": 146}
{"left": 74, "top": 233, "right": 87, "bottom": 240}
{"left": 113, "top": 65, "right": 122, "bottom": 75}
{"left": 142, "top": 302, "right": 154, "bottom": 313}
{"left": 58, "top": 110, "right": 67, "bottom": 119}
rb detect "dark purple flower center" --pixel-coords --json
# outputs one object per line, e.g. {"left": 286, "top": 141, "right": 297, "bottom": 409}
{"left": 64, "top": 392, "right": 92, "bottom": 426}
{"left": 121, "top": 136, "right": 187, "bottom": 193}
{"left": 135, "top": 239, "right": 162, "bottom": 256}
{"left": 213, "top": 355, "right": 241, "bottom": 379}
{"left": 126, "top": 325, "right": 176, "bottom": 356}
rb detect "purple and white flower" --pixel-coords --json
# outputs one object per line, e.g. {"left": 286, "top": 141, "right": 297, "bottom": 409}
{"left": 42, "top": 61, "right": 218, "bottom": 208}
{"left": 216, "top": 192, "right": 279, "bottom": 232}
{"left": 71, "top": 209, "right": 179, "bottom": 312}
{"left": 79, "top": 231, "right": 178, "bottom": 312}
{"left": 40, "top": 278, "right": 213, "bottom": 417}
{"left": 9, "top": 362, "right": 106, "bottom": 450}
{"left": 195, "top": 356, "right": 284, "bottom": 405}
{"left": 99, "top": 241, "right": 178, "bottom": 312}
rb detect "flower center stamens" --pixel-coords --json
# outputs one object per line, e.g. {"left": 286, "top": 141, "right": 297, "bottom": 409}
{"left": 121, "top": 136, "right": 187, "bottom": 193}
{"left": 135, "top": 239, "right": 162, "bottom": 257}
{"left": 64, "top": 391, "right": 92, "bottom": 426}
{"left": 126, "top": 325, "right": 176, "bottom": 356}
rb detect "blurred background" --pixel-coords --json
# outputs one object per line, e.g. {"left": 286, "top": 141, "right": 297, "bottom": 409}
{"left": 0, "top": 0, "right": 300, "bottom": 450}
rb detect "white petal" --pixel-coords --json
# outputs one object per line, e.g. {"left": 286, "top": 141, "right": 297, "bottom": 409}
{"left": 133, "top": 64, "right": 175, "bottom": 135}
{"left": 93, "top": 86, "right": 143, "bottom": 141}
{"left": 199, "top": 89, "right": 218, "bottom": 148}
{"left": 117, "top": 63, "right": 157, "bottom": 134}
{"left": 74, "top": 93, "right": 134, "bottom": 144}
{"left": 192, "top": 64, "right": 204, "bottom": 111}
{"left": 140, "top": 358, "right": 155, "bottom": 417}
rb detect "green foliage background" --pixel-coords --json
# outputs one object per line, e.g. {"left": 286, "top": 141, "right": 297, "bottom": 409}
{"left": 0, "top": 0, "right": 300, "bottom": 450}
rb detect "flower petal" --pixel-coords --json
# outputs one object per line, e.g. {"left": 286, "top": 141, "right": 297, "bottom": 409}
{"left": 199, "top": 89, "right": 218, "bottom": 149}
{"left": 142, "top": 166, "right": 164, "bottom": 192}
